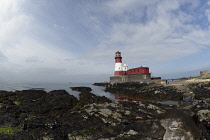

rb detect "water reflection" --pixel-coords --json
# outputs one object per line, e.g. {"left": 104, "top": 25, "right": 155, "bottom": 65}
{"left": 90, "top": 85, "right": 115, "bottom": 101}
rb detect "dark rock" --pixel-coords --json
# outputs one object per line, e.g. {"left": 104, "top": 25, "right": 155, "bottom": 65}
{"left": 160, "top": 109, "right": 202, "bottom": 139}
{"left": 188, "top": 82, "right": 210, "bottom": 99}
{"left": 16, "top": 90, "right": 78, "bottom": 115}
{"left": 46, "top": 90, "right": 78, "bottom": 112}
{"left": 105, "top": 83, "right": 183, "bottom": 101}
{"left": 71, "top": 86, "right": 92, "bottom": 92}
{"left": 0, "top": 86, "right": 208, "bottom": 139}
{"left": 192, "top": 99, "right": 210, "bottom": 139}
{"left": 93, "top": 83, "right": 110, "bottom": 87}
{"left": 79, "top": 92, "right": 112, "bottom": 105}
{"left": 82, "top": 101, "right": 166, "bottom": 139}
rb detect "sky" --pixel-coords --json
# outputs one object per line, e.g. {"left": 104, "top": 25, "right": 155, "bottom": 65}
{"left": 0, "top": 0, "right": 210, "bottom": 83}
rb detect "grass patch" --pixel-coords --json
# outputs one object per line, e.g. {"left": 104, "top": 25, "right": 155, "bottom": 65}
{"left": 206, "top": 73, "right": 210, "bottom": 77}
{"left": 0, "top": 126, "right": 21, "bottom": 134}
{"left": 13, "top": 101, "right": 21, "bottom": 106}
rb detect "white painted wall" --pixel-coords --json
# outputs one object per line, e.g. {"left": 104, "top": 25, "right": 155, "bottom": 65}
{"left": 123, "top": 63, "right": 128, "bottom": 71}
{"left": 115, "top": 63, "right": 122, "bottom": 71}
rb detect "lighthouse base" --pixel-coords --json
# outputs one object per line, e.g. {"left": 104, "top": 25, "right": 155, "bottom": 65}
{"left": 110, "top": 73, "right": 151, "bottom": 83}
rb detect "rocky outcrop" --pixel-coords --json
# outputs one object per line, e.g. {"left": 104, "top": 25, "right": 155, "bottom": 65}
{"left": 105, "top": 83, "right": 183, "bottom": 101}
{"left": 79, "top": 92, "right": 112, "bottom": 105}
{"left": 80, "top": 101, "right": 166, "bottom": 139}
{"left": 71, "top": 86, "right": 92, "bottom": 92}
{"left": 192, "top": 99, "right": 210, "bottom": 139}
{"left": 188, "top": 82, "right": 210, "bottom": 99}
{"left": 0, "top": 90, "right": 79, "bottom": 140}
{"left": 93, "top": 83, "right": 110, "bottom": 87}
{"left": 160, "top": 109, "right": 201, "bottom": 140}
{"left": 0, "top": 86, "right": 209, "bottom": 139}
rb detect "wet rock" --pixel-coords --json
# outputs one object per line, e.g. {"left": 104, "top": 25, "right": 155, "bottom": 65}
{"left": 82, "top": 101, "right": 166, "bottom": 139}
{"left": 0, "top": 90, "right": 81, "bottom": 139}
{"left": 17, "top": 90, "right": 78, "bottom": 115}
{"left": 71, "top": 87, "right": 92, "bottom": 92}
{"left": 0, "top": 86, "right": 208, "bottom": 139}
{"left": 161, "top": 118, "right": 194, "bottom": 140}
{"left": 194, "top": 109, "right": 210, "bottom": 139}
{"left": 105, "top": 83, "right": 183, "bottom": 101}
{"left": 85, "top": 103, "right": 122, "bottom": 125}
{"left": 188, "top": 82, "right": 210, "bottom": 99}
{"left": 197, "top": 110, "right": 210, "bottom": 122}
{"left": 93, "top": 83, "right": 110, "bottom": 87}
{"left": 160, "top": 109, "right": 201, "bottom": 140}
{"left": 79, "top": 92, "right": 112, "bottom": 105}
{"left": 46, "top": 90, "right": 78, "bottom": 113}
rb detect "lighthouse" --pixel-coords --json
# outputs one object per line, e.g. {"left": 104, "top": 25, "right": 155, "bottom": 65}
{"left": 111, "top": 51, "right": 151, "bottom": 83}
{"left": 114, "top": 51, "right": 123, "bottom": 76}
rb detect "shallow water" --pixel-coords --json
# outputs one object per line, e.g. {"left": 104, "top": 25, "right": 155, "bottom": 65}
{"left": 0, "top": 81, "right": 115, "bottom": 100}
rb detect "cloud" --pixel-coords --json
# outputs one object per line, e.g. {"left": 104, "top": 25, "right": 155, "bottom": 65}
{"left": 89, "top": 0, "right": 209, "bottom": 66}
{"left": 206, "top": 9, "right": 210, "bottom": 22}
{"left": 0, "top": 0, "right": 81, "bottom": 82}
{"left": 0, "top": 0, "right": 209, "bottom": 82}
{"left": 105, "top": 0, "right": 159, "bottom": 15}
{"left": 0, "top": 0, "right": 30, "bottom": 53}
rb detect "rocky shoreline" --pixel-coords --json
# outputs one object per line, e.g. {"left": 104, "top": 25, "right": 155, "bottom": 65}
{"left": 106, "top": 83, "right": 183, "bottom": 101}
{"left": 0, "top": 83, "right": 209, "bottom": 139}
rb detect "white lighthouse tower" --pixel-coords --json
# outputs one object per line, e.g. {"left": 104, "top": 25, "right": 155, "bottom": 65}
{"left": 114, "top": 51, "right": 123, "bottom": 76}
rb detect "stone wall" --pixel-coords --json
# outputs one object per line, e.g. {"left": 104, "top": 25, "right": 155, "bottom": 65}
{"left": 169, "top": 78, "right": 210, "bottom": 85}
{"left": 128, "top": 73, "right": 151, "bottom": 83}
{"left": 110, "top": 73, "right": 151, "bottom": 83}
{"left": 200, "top": 70, "right": 208, "bottom": 77}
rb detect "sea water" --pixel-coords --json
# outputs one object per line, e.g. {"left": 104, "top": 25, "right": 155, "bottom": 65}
{"left": 0, "top": 81, "right": 115, "bottom": 100}
{"left": 0, "top": 81, "right": 188, "bottom": 105}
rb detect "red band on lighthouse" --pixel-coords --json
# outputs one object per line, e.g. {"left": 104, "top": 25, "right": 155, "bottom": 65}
{"left": 114, "top": 51, "right": 123, "bottom": 76}
{"left": 115, "top": 56, "right": 122, "bottom": 63}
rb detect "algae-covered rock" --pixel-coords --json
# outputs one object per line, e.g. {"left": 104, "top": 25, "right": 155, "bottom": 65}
{"left": 79, "top": 92, "right": 112, "bottom": 105}
{"left": 0, "top": 85, "right": 209, "bottom": 139}
{"left": 188, "top": 82, "right": 210, "bottom": 99}
{"left": 197, "top": 110, "right": 210, "bottom": 122}
{"left": 105, "top": 83, "right": 183, "bottom": 101}
{"left": 160, "top": 109, "right": 201, "bottom": 140}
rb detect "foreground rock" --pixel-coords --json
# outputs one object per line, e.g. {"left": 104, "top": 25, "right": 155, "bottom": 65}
{"left": 188, "top": 82, "right": 210, "bottom": 99}
{"left": 0, "top": 90, "right": 79, "bottom": 139}
{"left": 0, "top": 87, "right": 209, "bottom": 139}
{"left": 79, "top": 92, "right": 112, "bottom": 105}
{"left": 160, "top": 109, "right": 201, "bottom": 140}
{"left": 191, "top": 99, "right": 210, "bottom": 139}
